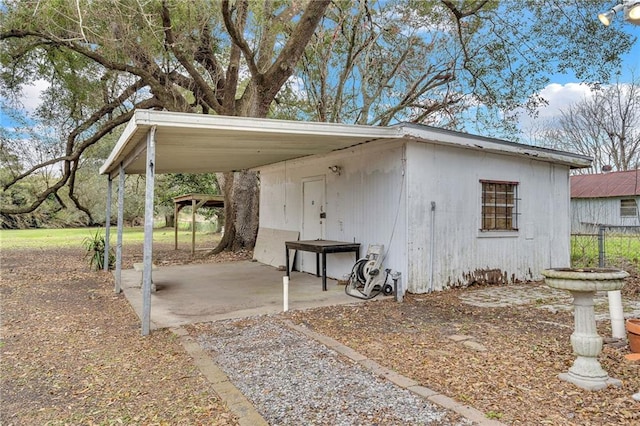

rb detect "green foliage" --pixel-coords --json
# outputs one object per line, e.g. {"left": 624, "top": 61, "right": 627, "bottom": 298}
{"left": 82, "top": 229, "right": 114, "bottom": 271}
{"left": 486, "top": 411, "right": 503, "bottom": 420}
{"left": 1, "top": 0, "right": 636, "bottom": 236}
{"left": 298, "top": 0, "right": 635, "bottom": 135}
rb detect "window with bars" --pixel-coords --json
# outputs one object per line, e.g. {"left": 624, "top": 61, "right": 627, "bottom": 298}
{"left": 481, "top": 180, "right": 519, "bottom": 231}
{"left": 620, "top": 199, "right": 638, "bottom": 217}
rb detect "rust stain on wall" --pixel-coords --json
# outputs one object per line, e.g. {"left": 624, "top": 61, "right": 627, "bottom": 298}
{"left": 447, "top": 268, "right": 510, "bottom": 288}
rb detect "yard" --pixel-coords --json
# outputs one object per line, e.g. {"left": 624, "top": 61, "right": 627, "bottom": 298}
{"left": 1, "top": 228, "right": 639, "bottom": 425}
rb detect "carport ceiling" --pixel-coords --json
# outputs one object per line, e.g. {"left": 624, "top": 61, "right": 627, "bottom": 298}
{"left": 99, "top": 110, "right": 401, "bottom": 176}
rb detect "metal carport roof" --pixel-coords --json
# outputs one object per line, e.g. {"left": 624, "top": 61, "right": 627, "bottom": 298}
{"left": 100, "top": 110, "right": 592, "bottom": 177}
{"left": 99, "top": 110, "right": 401, "bottom": 177}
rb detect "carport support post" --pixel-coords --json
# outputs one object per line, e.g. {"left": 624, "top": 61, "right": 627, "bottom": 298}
{"left": 115, "top": 163, "right": 125, "bottom": 293}
{"left": 191, "top": 198, "right": 196, "bottom": 255}
{"left": 103, "top": 177, "right": 112, "bottom": 271}
{"left": 174, "top": 201, "right": 179, "bottom": 250}
{"left": 141, "top": 126, "right": 157, "bottom": 336}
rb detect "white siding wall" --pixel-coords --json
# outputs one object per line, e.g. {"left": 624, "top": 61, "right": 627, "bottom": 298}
{"left": 406, "top": 141, "right": 572, "bottom": 292}
{"left": 571, "top": 197, "right": 640, "bottom": 233}
{"left": 258, "top": 140, "right": 408, "bottom": 288}
{"left": 259, "top": 139, "right": 574, "bottom": 294}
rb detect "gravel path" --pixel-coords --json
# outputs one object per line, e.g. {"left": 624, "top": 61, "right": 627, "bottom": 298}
{"left": 194, "top": 318, "right": 471, "bottom": 425}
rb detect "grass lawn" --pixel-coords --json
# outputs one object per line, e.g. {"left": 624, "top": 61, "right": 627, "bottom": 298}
{"left": 571, "top": 233, "right": 640, "bottom": 268}
{"left": 0, "top": 227, "right": 217, "bottom": 250}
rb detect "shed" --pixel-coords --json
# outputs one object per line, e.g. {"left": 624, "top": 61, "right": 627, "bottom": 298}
{"left": 570, "top": 170, "right": 640, "bottom": 233}
{"left": 100, "top": 109, "right": 591, "bottom": 334}
{"left": 255, "top": 124, "right": 592, "bottom": 293}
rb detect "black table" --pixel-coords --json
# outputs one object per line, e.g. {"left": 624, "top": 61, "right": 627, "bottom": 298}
{"left": 285, "top": 240, "right": 361, "bottom": 291}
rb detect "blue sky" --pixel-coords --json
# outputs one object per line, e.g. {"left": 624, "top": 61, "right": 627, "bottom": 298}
{"left": 517, "top": 19, "right": 639, "bottom": 136}
{"left": 524, "top": 13, "right": 639, "bottom": 116}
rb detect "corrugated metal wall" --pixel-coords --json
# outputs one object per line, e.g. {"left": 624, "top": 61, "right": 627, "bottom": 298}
{"left": 405, "top": 141, "right": 572, "bottom": 292}
{"left": 571, "top": 197, "right": 640, "bottom": 233}
{"left": 258, "top": 140, "right": 408, "bottom": 288}
{"left": 258, "top": 138, "right": 574, "bottom": 294}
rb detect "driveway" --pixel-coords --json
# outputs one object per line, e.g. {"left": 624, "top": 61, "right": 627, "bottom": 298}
{"left": 121, "top": 261, "right": 368, "bottom": 330}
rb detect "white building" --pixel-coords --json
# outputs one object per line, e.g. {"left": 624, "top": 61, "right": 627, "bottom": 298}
{"left": 255, "top": 124, "right": 591, "bottom": 293}
{"left": 100, "top": 111, "right": 591, "bottom": 333}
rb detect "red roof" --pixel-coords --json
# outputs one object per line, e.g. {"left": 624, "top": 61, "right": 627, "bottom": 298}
{"left": 571, "top": 169, "right": 640, "bottom": 198}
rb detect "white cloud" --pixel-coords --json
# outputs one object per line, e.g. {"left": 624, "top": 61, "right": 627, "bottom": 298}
{"left": 518, "top": 82, "right": 595, "bottom": 135}
{"left": 535, "top": 83, "right": 593, "bottom": 120}
{"left": 20, "top": 79, "right": 50, "bottom": 112}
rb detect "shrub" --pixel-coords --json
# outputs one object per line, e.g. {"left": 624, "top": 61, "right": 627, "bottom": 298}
{"left": 82, "top": 229, "right": 115, "bottom": 270}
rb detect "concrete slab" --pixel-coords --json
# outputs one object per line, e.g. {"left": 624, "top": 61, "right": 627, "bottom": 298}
{"left": 121, "top": 261, "right": 365, "bottom": 330}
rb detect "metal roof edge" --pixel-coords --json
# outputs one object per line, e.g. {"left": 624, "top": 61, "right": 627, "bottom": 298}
{"left": 100, "top": 110, "right": 402, "bottom": 175}
{"left": 99, "top": 110, "right": 146, "bottom": 175}
{"left": 133, "top": 110, "right": 401, "bottom": 138}
{"left": 571, "top": 194, "right": 640, "bottom": 199}
{"left": 395, "top": 122, "right": 593, "bottom": 168}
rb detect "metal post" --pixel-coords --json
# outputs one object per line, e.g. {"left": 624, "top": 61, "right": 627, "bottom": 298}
{"left": 142, "top": 126, "right": 157, "bottom": 336}
{"left": 103, "top": 177, "right": 112, "bottom": 271}
{"left": 115, "top": 164, "right": 125, "bottom": 293}
{"left": 174, "top": 201, "right": 179, "bottom": 250}
{"left": 598, "top": 225, "right": 605, "bottom": 267}
{"left": 429, "top": 201, "right": 436, "bottom": 293}
{"left": 191, "top": 198, "right": 196, "bottom": 255}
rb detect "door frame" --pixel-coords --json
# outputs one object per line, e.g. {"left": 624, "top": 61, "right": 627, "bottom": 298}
{"left": 301, "top": 175, "right": 326, "bottom": 240}
{"left": 300, "top": 176, "right": 326, "bottom": 271}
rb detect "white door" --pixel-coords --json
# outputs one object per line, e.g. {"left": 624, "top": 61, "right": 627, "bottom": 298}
{"left": 301, "top": 177, "right": 325, "bottom": 272}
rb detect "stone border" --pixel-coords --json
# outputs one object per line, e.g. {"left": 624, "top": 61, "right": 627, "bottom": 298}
{"left": 171, "top": 327, "right": 268, "bottom": 426}
{"left": 282, "top": 320, "right": 506, "bottom": 426}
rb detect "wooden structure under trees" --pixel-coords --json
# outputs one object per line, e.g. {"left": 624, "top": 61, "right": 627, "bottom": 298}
{"left": 173, "top": 193, "right": 224, "bottom": 254}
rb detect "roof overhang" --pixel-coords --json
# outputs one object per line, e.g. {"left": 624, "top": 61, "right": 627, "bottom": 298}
{"left": 397, "top": 123, "right": 593, "bottom": 169}
{"left": 100, "top": 110, "right": 592, "bottom": 178}
{"left": 99, "top": 110, "right": 400, "bottom": 177}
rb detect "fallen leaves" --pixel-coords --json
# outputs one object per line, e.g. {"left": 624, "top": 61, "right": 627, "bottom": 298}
{"left": 0, "top": 245, "right": 239, "bottom": 426}
{"left": 287, "top": 280, "right": 640, "bottom": 425}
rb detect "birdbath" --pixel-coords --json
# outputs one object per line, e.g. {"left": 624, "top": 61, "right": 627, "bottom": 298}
{"left": 541, "top": 268, "right": 629, "bottom": 391}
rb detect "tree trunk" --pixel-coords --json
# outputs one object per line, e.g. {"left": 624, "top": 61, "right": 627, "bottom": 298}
{"left": 165, "top": 213, "right": 175, "bottom": 228}
{"left": 231, "top": 170, "right": 260, "bottom": 250}
{"left": 211, "top": 171, "right": 260, "bottom": 254}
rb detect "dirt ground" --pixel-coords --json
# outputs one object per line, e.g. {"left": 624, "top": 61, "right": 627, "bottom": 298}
{"left": 0, "top": 244, "right": 247, "bottom": 426}
{"left": 288, "top": 277, "right": 640, "bottom": 425}
{"left": 1, "top": 244, "right": 639, "bottom": 425}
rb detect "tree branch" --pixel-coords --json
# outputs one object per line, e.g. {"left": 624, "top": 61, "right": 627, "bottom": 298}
{"left": 161, "top": 1, "right": 222, "bottom": 112}
{"left": 261, "top": 0, "right": 331, "bottom": 96}
{"left": 193, "top": 23, "right": 227, "bottom": 107}
{"left": 1, "top": 97, "right": 160, "bottom": 215}
{"left": 221, "top": 0, "right": 259, "bottom": 79}
{"left": 221, "top": 0, "right": 249, "bottom": 113}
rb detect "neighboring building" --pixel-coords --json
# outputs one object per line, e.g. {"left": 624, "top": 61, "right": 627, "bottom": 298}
{"left": 255, "top": 123, "right": 591, "bottom": 293}
{"left": 570, "top": 170, "right": 640, "bottom": 233}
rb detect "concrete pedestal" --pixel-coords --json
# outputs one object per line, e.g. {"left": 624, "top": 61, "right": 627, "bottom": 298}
{"left": 541, "top": 268, "right": 629, "bottom": 391}
{"left": 559, "top": 291, "right": 621, "bottom": 390}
